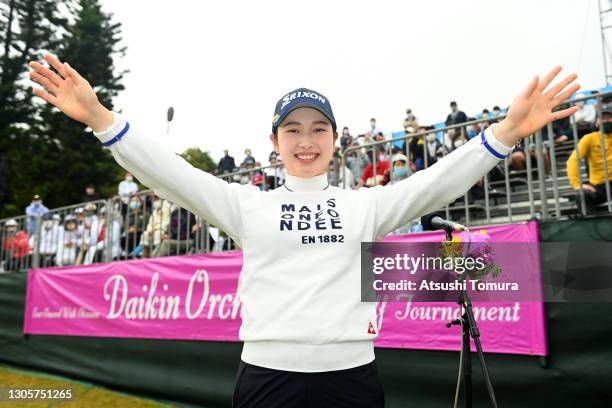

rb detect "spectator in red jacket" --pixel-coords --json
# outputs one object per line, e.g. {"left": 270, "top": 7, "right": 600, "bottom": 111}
{"left": 2, "top": 219, "right": 31, "bottom": 271}
{"left": 358, "top": 147, "right": 390, "bottom": 188}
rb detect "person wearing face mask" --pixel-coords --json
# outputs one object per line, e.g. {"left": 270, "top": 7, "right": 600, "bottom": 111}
{"left": 2, "top": 219, "right": 31, "bottom": 271}
{"left": 75, "top": 203, "right": 100, "bottom": 265}
{"left": 30, "top": 53, "right": 581, "bottom": 407}
{"left": 121, "top": 195, "right": 146, "bottom": 258}
{"left": 566, "top": 104, "right": 612, "bottom": 214}
{"left": 28, "top": 212, "right": 61, "bottom": 267}
{"left": 140, "top": 195, "right": 170, "bottom": 258}
{"left": 369, "top": 118, "right": 382, "bottom": 139}
{"left": 24, "top": 194, "right": 49, "bottom": 236}
{"left": 339, "top": 126, "right": 353, "bottom": 152}
{"left": 358, "top": 146, "right": 390, "bottom": 188}
{"left": 383, "top": 153, "right": 412, "bottom": 185}
{"left": 409, "top": 127, "right": 442, "bottom": 171}
{"left": 118, "top": 172, "right": 139, "bottom": 205}
{"left": 574, "top": 97, "right": 596, "bottom": 137}
{"left": 56, "top": 216, "right": 80, "bottom": 267}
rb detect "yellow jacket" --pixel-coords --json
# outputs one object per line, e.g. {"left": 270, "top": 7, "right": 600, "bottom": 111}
{"left": 566, "top": 131, "right": 612, "bottom": 189}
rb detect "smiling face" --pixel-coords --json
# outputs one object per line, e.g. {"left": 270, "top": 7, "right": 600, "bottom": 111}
{"left": 269, "top": 107, "right": 337, "bottom": 178}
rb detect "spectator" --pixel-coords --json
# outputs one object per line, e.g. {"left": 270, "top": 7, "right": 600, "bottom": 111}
{"left": 28, "top": 212, "right": 60, "bottom": 267}
{"left": 122, "top": 195, "right": 146, "bottom": 258}
{"left": 510, "top": 136, "right": 551, "bottom": 174}
{"left": 444, "top": 129, "right": 467, "bottom": 152}
{"left": 410, "top": 127, "right": 442, "bottom": 171}
{"left": 56, "top": 215, "right": 81, "bottom": 267}
{"left": 541, "top": 103, "right": 571, "bottom": 145}
{"left": 2, "top": 219, "right": 31, "bottom": 271}
{"left": 252, "top": 163, "right": 265, "bottom": 191}
{"left": 264, "top": 153, "right": 285, "bottom": 189}
{"left": 339, "top": 127, "right": 353, "bottom": 152}
{"left": 481, "top": 109, "right": 492, "bottom": 129}
{"left": 140, "top": 195, "right": 171, "bottom": 258}
{"left": 328, "top": 153, "right": 355, "bottom": 190}
{"left": 369, "top": 118, "right": 382, "bottom": 138}
{"left": 118, "top": 172, "right": 139, "bottom": 204}
{"left": 492, "top": 106, "right": 502, "bottom": 118}
{"left": 75, "top": 203, "right": 100, "bottom": 264}
{"left": 218, "top": 149, "right": 236, "bottom": 174}
{"left": 358, "top": 147, "right": 390, "bottom": 188}
{"left": 241, "top": 148, "right": 256, "bottom": 167}
{"left": 25, "top": 194, "right": 49, "bottom": 236}
{"left": 84, "top": 205, "right": 122, "bottom": 264}
{"left": 574, "top": 98, "right": 596, "bottom": 138}
{"left": 445, "top": 101, "right": 468, "bottom": 148}
{"left": 403, "top": 108, "right": 418, "bottom": 132}
{"left": 445, "top": 101, "right": 468, "bottom": 127}
{"left": 81, "top": 184, "right": 99, "bottom": 203}
{"left": 383, "top": 153, "right": 412, "bottom": 185}
{"left": 566, "top": 104, "right": 612, "bottom": 214}
{"left": 155, "top": 205, "right": 196, "bottom": 257}
{"left": 345, "top": 141, "right": 369, "bottom": 185}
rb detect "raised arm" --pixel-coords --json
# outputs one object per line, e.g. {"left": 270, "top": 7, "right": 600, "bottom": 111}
{"left": 373, "top": 66, "right": 581, "bottom": 239}
{"left": 29, "top": 54, "right": 255, "bottom": 245}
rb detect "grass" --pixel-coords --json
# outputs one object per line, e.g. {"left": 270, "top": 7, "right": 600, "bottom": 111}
{"left": 0, "top": 364, "right": 173, "bottom": 407}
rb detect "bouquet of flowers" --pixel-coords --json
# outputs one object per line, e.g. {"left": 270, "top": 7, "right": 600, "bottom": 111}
{"left": 437, "top": 229, "right": 502, "bottom": 285}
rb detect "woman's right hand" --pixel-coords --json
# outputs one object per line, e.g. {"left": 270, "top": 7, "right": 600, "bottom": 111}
{"left": 29, "top": 53, "right": 113, "bottom": 132}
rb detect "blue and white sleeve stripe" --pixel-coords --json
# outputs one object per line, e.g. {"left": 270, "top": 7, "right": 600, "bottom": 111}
{"left": 93, "top": 112, "right": 130, "bottom": 147}
{"left": 480, "top": 126, "right": 513, "bottom": 159}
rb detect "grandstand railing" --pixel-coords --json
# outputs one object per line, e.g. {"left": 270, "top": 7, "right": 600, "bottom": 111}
{"left": 1, "top": 91, "right": 610, "bottom": 272}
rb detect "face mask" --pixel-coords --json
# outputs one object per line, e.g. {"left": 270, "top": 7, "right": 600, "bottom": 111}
{"left": 129, "top": 201, "right": 140, "bottom": 209}
{"left": 43, "top": 221, "right": 53, "bottom": 230}
{"left": 153, "top": 201, "right": 162, "bottom": 210}
{"left": 494, "top": 111, "right": 500, "bottom": 116}
{"left": 426, "top": 134, "right": 436, "bottom": 143}
{"left": 394, "top": 167, "right": 408, "bottom": 178}
{"left": 7, "top": 228, "right": 17, "bottom": 235}
{"left": 126, "top": 176, "right": 133, "bottom": 182}
{"left": 371, "top": 122, "right": 376, "bottom": 127}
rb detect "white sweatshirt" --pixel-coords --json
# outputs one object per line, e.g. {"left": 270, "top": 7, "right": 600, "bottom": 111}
{"left": 94, "top": 113, "right": 513, "bottom": 372}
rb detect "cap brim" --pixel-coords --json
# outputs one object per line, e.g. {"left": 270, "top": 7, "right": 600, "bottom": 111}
{"left": 273, "top": 102, "right": 336, "bottom": 132}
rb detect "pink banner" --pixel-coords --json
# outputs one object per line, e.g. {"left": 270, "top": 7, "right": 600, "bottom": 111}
{"left": 24, "top": 221, "right": 546, "bottom": 356}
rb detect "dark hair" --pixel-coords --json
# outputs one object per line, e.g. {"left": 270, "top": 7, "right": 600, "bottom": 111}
{"left": 343, "top": 126, "right": 349, "bottom": 131}
{"left": 493, "top": 106, "right": 501, "bottom": 111}
{"left": 370, "top": 118, "right": 376, "bottom": 122}
{"left": 450, "top": 101, "right": 457, "bottom": 107}
{"left": 482, "top": 109, "right": 490, "bottom": 114}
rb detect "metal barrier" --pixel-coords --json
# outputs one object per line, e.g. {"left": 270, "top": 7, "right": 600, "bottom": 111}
{"left": 2, "top": 91, "right": 611, "bottom": 271}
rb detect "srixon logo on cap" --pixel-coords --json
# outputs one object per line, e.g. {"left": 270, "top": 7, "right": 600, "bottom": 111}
{"left": 280, "top": 91, "right": 327, "bottom": 110}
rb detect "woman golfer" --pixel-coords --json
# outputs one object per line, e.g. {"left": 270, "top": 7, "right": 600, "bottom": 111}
{"left": 29, "top": 54, "right": 579, "bottom": 407}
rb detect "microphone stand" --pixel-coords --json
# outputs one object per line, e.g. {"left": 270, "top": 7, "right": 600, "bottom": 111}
{"left": 444, "top": 227, "right": 498, "bottom": 408}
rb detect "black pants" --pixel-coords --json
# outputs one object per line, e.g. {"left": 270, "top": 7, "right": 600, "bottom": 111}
{"left": 232, "top": 360, "right": 385, "bottom": 408}
{"left": 582, "top": 182, "right": 612, "bottom": 214}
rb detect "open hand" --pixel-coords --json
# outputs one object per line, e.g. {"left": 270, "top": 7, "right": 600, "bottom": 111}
{"left": 496, "top": 66, "right": 580, "bottom": 145}
{"left": 29, "top": 53, "right": 113, "bottom": 131}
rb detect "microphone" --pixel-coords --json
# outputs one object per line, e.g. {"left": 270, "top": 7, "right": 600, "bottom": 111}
{"left": 420, "top": 212, "right": 468, "bottom": 232}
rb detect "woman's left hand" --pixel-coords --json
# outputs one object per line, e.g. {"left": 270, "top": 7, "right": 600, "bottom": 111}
{"left": 495, "top": 66, "right": 580, "bottom": 145}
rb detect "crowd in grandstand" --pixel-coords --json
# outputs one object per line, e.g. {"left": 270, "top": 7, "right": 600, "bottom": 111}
{"left": 1, "top": 92, "right": 609, "bottom": 272}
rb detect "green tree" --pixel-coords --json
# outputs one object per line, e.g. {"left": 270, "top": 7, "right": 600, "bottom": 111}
{"left": 180, "top": 147, "right": 217, "bottom": 173}
{"left": 0, "top": 0, "right": 70, "bottom": 215}
{"left": 0, "top": 0, "right": 127, "bottom": 217}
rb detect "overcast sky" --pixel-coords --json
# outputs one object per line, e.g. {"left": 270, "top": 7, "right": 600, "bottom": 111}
{"left": 99, "top": 0, "right": 608, "bottom": 164}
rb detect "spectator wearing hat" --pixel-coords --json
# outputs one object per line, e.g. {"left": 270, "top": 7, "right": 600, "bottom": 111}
{"left": 28, "top": 212, "right": 61, "bottom": 267}
{"left": 241, "top": 148, "right": 256, "bottom": 167}
{"left": 218, "top": 149, "right": 237, "bottom": 175}
{"left": 567, "top": 104, "right": 612, "bottom": 214}
{"left": 403, "top": 108, "right": 418, "bottom": 132}
{"left": 75, "top": 203, "right": 100, "bottom": 264}
{"left": 2, "top": 219, "right": 31, "bottom": 271}
{"left": 383, "top": 153, "right": 412, "bottom": 185}
{"left": 264, "top": 153, "right": 285, "bottom": 189}
{"left": 25, "top": 194, "right": 49, "bottom": 236}
{"left": 56, "top": 215, "right": 81, "bottom": 267}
